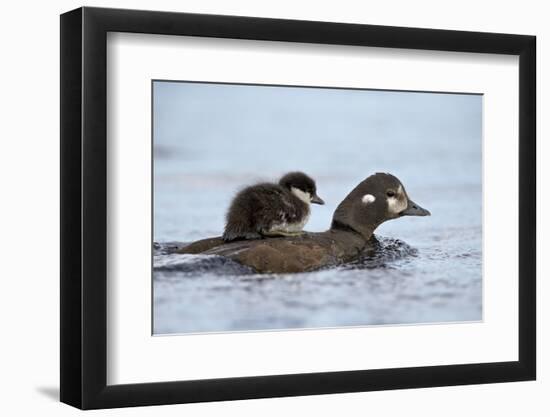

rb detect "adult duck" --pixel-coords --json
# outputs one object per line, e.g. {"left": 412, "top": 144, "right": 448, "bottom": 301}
{"left": 177, "top": 173, "right": 430, "bottom": 273}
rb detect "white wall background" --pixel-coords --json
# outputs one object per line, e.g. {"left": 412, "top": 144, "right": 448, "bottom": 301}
{"left": 0, "top": 0, "right": 545, "bottom": 415}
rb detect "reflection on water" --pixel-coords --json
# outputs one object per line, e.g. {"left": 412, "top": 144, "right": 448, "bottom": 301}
{"left": 153, "top": 82, "right": 482, "bottom": 334}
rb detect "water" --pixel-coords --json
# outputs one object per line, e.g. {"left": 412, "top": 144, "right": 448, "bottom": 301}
{"left": 153, "top": 82, "right": 482, "bottom": 334}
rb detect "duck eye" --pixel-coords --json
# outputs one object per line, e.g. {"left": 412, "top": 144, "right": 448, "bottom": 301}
{"left": 386, "top": 190, "right": 396, "bottom": 197}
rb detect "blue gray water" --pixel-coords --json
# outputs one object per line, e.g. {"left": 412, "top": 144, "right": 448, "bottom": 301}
{"left": 153, "top": 81, "right": 482, "bottom": 335}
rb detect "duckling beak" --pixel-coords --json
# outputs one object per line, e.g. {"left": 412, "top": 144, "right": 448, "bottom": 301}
{"left": 311, "top": 194, "right": 325, "bottom": 205}
{"left": 400, "top": 199, "right": 430, "bottom": 216}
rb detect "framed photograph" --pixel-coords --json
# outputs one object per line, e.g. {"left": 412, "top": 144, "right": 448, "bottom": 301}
{"left": 60, "top": 6, "right": 536, "bottom": 409}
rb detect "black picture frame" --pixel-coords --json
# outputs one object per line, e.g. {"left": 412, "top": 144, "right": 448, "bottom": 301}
{"left": 60, "top": 6, "right": 536, "bottom": 410}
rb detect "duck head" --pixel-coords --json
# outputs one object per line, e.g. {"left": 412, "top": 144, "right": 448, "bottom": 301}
{"left": 279, "top": 171, "right": 325, "bottom": 205}
{"left": 331, "top": 173, "right": 430, "bottom": 240}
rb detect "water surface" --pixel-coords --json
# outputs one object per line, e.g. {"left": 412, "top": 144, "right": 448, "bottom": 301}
{"left": 153, "top": 82, "right": 482, "bottom": 334}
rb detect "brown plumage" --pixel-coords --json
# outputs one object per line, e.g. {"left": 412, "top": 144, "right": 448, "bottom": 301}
{"left": 222, "top": 172, "right": 324, "bottom": 242}
{"left": 179, "top": 173, "right": 430, "bottom": 273}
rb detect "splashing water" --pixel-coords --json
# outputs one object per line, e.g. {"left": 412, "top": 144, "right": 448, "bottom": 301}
{"left": 153, "top": 235, "right": 481, "bottom": 334}
{"left": 152, "top": 84, "right": 482, "bottom": 335}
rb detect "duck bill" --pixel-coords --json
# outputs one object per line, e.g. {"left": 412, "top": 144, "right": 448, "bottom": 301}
{"left": 400, "top": 199, "right": 430, "bottom": 216}
{"left": 311, "top": 194, "right": 325, "bottom": 205}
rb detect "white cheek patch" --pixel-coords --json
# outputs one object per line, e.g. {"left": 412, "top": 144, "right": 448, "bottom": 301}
{"left": 387, "top": 186, "right": 408, "bottom": 214}
{"left": 387, "top": 197, "right": 401, "bottom": 214}
{"left": 290, "top": 187, "right": 311, "bottom": 204}
{"left": 362, "top": 194, "right": 376, "bottom": 205}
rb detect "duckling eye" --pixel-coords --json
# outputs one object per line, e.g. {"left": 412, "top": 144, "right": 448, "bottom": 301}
{"left": 386, "top": 190, "right": 396, "bottom": 197}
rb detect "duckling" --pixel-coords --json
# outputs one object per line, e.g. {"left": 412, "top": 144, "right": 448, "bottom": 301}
{"left": 222, "top": 172, "right": 325, "bottom": 242}
{"left": 180, "top": 173, "right": 430, "bottom": 273}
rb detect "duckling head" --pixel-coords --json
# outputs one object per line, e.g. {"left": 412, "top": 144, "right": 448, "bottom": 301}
{"left": 331, "top": 173, "right": 430, "bottom": 240}
{"left": 279, "top": 171, "right": 325, "bottom": 205}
